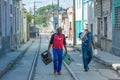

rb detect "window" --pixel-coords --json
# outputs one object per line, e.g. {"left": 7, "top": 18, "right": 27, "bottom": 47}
{"left": 10, "top": 4, "right": 13, "bottom": 45}
{"left": 4, "top": 1, "right": 7, "bottom": 36}
{"left": 115, "top": 6, "right": 120, "bottom": 29}
{"left": 0, "top": 0, "right": 2, "bottom": 48}
{"left": 90, "top": 24, "right": 93, "bottom": 33}
{"left": 104, "top": 17, "right": 107, "bottom": 37}
{"left": 77, "top": 0, "right": 81, "bottom": 9}
{"left": 10, "top": 4, "right": 12, "bottom": 14}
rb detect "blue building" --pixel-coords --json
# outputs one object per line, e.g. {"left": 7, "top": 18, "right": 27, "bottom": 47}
{"left": 75, "top": 0, "right": 83, "bottom": 39}
{"left": 0, "top": 0, "right": 24, "bottom": 56}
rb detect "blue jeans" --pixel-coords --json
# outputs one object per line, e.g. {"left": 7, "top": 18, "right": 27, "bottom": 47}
{"left": 53, "top": 48, "right": 63, "bottom": 72}
{"left": 82, "top": 47, "right": 93, "bottom": 70}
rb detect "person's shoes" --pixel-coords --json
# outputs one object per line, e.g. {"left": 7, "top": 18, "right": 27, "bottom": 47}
{"left": 54, "top": 70, "right": 57, "bottom": 75}
{"left": 84, "top": 67, "right": 89, "bottom": 72}
{"left": 57, "top": 72, "right": 62, "bottom": 75}
{"left": 84, "top": 69, "right": 88, "bottom": 72}
{"left": 87, "top": 67, "right": 89, "bottom": 70}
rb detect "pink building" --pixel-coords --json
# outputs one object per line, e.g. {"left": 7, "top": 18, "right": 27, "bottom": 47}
{"left": 62, "top": 7, "right": 73, "bottom": 40}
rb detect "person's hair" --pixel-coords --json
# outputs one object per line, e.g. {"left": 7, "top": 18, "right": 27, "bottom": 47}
{"left": 57, "top": 27, "right": 62, "bottom": 31}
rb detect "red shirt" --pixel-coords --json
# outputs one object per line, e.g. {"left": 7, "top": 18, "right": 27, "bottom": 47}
{"left": 50, "top": 33, "right": 66, "bottom": 49}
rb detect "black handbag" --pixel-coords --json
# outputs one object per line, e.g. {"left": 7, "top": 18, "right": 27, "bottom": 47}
{"left": 41, "top": 50, "right": 52, "bottom": 65}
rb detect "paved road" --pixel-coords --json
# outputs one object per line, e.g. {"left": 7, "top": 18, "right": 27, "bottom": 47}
{"left": 1, "top": 33, "right": 120, "bottom": 80}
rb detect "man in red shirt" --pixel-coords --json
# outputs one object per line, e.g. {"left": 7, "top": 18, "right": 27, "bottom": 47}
{"left": 48, "top": 27, "right": 67, "bottom": 75}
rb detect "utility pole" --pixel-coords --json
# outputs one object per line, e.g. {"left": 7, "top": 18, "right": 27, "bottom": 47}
{"left": 34, "top": 1, "right": 42, "bottom": 28}
{"left": 73, "top": 0, "right": 76, "bottom": 45}
{"left": 82, "top": 0, "right": 84, "bottom": 28}
{"left": 34, "top": 1, "right": 36, "bottom": 28}
{"left": 58, "top": 0, "right": 59, "bottom": 28}
{"left": 52, "top": 0, "right": 54, "bottom": 30}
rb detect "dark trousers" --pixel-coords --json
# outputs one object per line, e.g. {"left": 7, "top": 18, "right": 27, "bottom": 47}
{"left": 82, "top": 47, "right": 93, "bottom": 70}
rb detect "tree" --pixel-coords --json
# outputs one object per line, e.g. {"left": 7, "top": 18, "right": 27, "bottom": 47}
{"left": 27, "top": 13, "right": 33, "bottom": 23}
{"left": 34, "top": 4, "right": 67, "bottom": 26}
{"left": 35, "top": 4, "right": 58, "bottom": 26}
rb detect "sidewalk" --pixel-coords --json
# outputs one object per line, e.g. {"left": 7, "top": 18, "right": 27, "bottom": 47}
{"left": 66, "top": 39, "right": 120, "bottom": 74}
{"left": 0, "top": 40, "right": 32, "bottom": 78}
{"left": 93, "top": 49, "right": 120, "bottom": 74}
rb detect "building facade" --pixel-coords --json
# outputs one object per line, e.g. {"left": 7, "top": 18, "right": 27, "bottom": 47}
{"left": 67, "top": 7, "right": 73, "bottom": 40}
{"left": 0, "top": 0, "right": 26, "bottom": 56}
{"left": 75, "top": 0, "right": 83, "bottom": 39}
{"left": 84, "top": 0, "right": 94, "bottom": 32}
{"left": 112, "top": 0, "right": 120, "bottom": 56}
{"left": 75, "top": 0, "right": 94, "bottom": 41}
{"left": 94, "top": 0, "right": 112, "bottom": 52}
{"left": 23, "top": 9, "right": 27, "bottom": 43}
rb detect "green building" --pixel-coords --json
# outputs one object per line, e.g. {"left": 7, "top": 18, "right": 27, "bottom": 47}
{"left": 112, "top": 0, "right": 120, "bottom": 56}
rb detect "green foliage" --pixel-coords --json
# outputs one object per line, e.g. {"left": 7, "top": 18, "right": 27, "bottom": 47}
{"left": 35, "top": 4, "right": 66, "bottom": 26}
{"left": 37, "top": 4, "right": 58, "bottom": 15}
{"left": 35, "top": 4, "right": 58, "bottom": 26}
{"left": 27, "top": 13, "right": 33, "bottom": 23}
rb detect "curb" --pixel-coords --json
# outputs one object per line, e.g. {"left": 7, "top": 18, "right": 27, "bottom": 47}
{"left": 94, "top": 56, "right": 120, "bottom": 75}
{"left": 0, "top": 41, "right": 33, "bottom": 78}
{"left": 63, "top": 61, "right": 79, "bottom": 80}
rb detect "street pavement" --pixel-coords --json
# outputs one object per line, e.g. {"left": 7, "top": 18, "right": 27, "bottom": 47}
{"left": 34, "top": 34, "right": 74, "bottom": 80}
{"left": 66, "top": 38, "right": 120, "bottom": 75}
{"left": 0, "top": 33, "right": 120, "bottom": 80}
{"left": 66, "top": 47, "right": 120, "bottom": 80}
{"left": 1, "top": 40, "right": 39, "bottom": 80}
{"left": 0, "top": 40, "right": 32, "bottom": 78}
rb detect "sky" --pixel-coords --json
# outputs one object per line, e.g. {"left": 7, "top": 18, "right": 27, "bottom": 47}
{"left": 23, "top": 0, "right": 73, "bottom": 12}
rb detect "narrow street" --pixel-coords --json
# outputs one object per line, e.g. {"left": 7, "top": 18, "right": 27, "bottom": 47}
{"left": 0, "top": 0, "right": 120, "bottom": 80}
{"left": 1, "top": 34, "right": 120, "bottom": 80}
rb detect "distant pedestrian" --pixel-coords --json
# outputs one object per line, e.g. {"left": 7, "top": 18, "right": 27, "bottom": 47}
{"left": 79, "top": 24, "right": 96, "bottom": 72}
{"left": 47, "top": 27, "right": 67, "bottom": 75}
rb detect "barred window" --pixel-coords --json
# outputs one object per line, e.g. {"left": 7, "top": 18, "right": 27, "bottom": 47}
{"left": 104, "top": 17, "right": 107, "bottom": 37}
{"left": 115, "top": 6, "right": 120, "bottom": 29}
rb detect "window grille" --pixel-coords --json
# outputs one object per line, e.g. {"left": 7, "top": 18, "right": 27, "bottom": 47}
{"left": 115, "top": 6, "right": 120, "bottom": 29}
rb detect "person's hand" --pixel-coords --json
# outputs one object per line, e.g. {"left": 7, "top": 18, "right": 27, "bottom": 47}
{"left": 93, "top": 45, "right": 97, "bottom": 50}
{"left": 81, "top": 31, "right": 88, "bottom": 41}
{"left": 84, "top": 30, "right": 88, "bottom": 35}
{"left": 47, "top": 50, "right": 50, "bottom": 54}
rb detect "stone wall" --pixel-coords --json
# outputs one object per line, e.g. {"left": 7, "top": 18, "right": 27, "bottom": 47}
{"left": 94, "top": 0, "right": 112, "bottom": 52}
{"left": 112, "top": 28, "right": 120, "bottom": 56}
